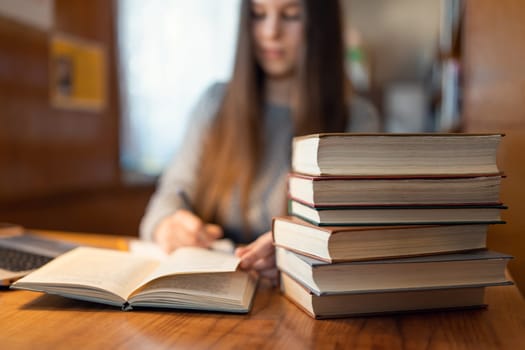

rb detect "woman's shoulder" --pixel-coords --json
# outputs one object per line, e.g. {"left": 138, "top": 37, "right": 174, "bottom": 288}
{"left": 347, "top": 94, "right": 381, "bottom": 132}
{"left": 198, "top": 81, "right": 227, "bottom": 107}
{"left": 205, "top": 81, "right": 228, "bottom": 98}
{"left": 190, "top": 81, "right": 228, "bottom": 125}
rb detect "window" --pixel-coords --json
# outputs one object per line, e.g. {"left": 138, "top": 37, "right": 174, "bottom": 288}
{"left": 118, "top": 0, "right": 240, "bottom": 176}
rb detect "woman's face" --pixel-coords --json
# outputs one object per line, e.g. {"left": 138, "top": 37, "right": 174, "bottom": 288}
{"left": 251, "top": 0, "right": 304, "bottom": 79}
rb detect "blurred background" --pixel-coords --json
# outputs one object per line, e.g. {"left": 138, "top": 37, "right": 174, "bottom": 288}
{"left": 0, "top": 0, "right": 524, "bottom": 294}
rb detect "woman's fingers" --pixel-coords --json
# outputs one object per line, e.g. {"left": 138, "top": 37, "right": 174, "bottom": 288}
{"left": 175, "top": 224, "right": 205, "bottom": 247}
{"left": 153, "top": 218, "right": 179, "bottom": 253}
{"left": 203, "top": 223, "right": 223, "bottom": 240}
{"left": 174, "top": 210, "right": 204, "bottom": 233}
{"left": 251, "top": 253, "right": 275, "bottom": 271}
{"left": 234, "top": 232, "right": 278, "bottom": 285}
{"left": 153, "top": 210, "right": 223, "bottom": 252}
{"left": 238, "top": 232, "right": 274, "bottom": 269}
{"left": 235, "top": 245, "right": 249, "bottom": 257}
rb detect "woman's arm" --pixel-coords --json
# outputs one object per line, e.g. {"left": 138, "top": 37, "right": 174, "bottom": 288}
{"left": 139, "top": 83, "right": 226, "bottom": 248}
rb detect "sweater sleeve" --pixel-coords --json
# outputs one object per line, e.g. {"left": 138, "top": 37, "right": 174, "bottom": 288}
{"left": 139, "top": 83, "right": 226, "bottom": 241}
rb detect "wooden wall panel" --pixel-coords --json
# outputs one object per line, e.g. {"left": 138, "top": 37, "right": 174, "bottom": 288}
{"left": 0, "top": 0, "right": 120, "bottom": 201}
{"left": 0, "top": 185, "right": 154, "bottom": 236}
{"left": 0, "top": 0, "right": 150, "bottom": 235}
{"left": 463, "top": 0, "right": 525, "bottom": 294}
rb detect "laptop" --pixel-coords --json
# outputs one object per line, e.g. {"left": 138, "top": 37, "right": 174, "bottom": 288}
{"left": 0, "top": 223, "right": 78, "bottom": 286}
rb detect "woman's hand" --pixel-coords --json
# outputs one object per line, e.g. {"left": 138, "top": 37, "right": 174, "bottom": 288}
{"left": 153, "top": 210, "right": 223, "bottom": 253}
{"left": 235, "top": 232, "right": 278, "bottom": 286}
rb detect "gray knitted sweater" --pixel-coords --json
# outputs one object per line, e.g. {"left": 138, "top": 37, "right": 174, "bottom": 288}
{"left": 140, "top": 83, "right": 380, "bottom": 243}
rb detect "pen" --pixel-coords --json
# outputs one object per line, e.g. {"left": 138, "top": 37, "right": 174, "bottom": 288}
{"left": 177, "top": 189, "right": 195, "bottom": 213}
{"left": 177, "top": 189, "right": 230, "bottom": 252}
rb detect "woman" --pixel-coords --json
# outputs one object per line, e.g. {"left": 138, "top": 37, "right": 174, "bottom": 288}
{"left": 140, "top": 0, "right": 379, "bottom": 284}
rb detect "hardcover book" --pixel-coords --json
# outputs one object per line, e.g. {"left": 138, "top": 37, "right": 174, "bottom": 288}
{"left": 289, "top": 200, "right": 505, "bottom": 226}
{"left": 280, "top": 272, "right": 509, "bottom": 319}
{"left": 288, "top": 173, "right": 503, "bottom": 207}
{"left": 292, "top": 133, "right": 502, "bottom": 176}
{"left": 272, "top": 216, "right": 492, "bottom": 262}
{"left": 12, "top": 246, "right": 257, "bottom": 313}
{"left": 276, "top": 247, "right": 512, "bottom": 295}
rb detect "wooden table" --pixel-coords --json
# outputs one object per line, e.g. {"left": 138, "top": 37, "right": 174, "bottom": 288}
{"left": 1, "top": 230, "right": 525, "bottom": 349}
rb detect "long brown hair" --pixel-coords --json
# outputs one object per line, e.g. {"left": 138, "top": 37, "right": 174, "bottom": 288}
{"left": 194, "top": 0, "right": 349, "bottom": 231}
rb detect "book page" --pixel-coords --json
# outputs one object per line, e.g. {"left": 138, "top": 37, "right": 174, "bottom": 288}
{"left": 14, "top": 247, "right": 159, "bottom": 300}
{"left": 140, "top": 246, "right": 240, "bottom": 286}
{"left": 134, "top": 271, "right": 249, "bottom": 300}
{"left": 129, "top": 271, "right": 256, "bottom": 312}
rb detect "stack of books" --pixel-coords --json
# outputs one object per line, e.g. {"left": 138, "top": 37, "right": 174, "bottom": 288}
{"left": 273, "top": 133, "right": 513, "bottom": 319}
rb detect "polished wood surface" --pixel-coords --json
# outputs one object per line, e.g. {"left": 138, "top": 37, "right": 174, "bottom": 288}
{"left": 1, "top": 231, "right": 525, "bottom": 349}
{"left": 463, "top": 0, "right": 525, "bottom": 294}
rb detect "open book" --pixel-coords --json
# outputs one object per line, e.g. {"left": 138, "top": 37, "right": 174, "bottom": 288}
{"left": 12, "top": 246, "right": 257, "bottom": 313}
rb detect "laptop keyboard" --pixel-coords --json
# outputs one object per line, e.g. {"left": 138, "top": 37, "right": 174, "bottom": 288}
{"left": 0, "top": 246, "right": 53, "bottom": 272}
